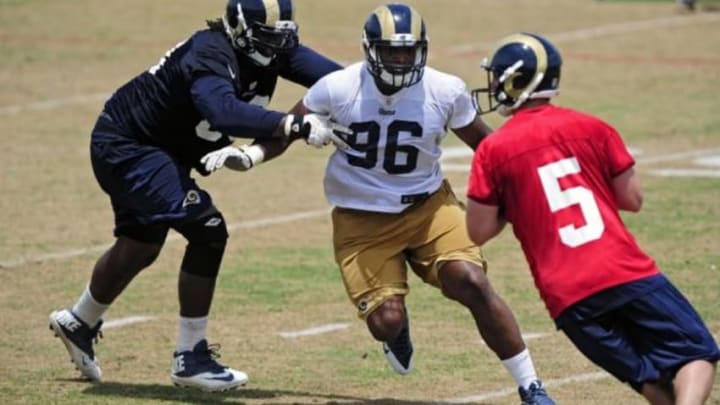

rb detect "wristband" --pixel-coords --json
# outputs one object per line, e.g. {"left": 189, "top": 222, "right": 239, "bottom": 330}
{"left": 283, "top": 114, "right": 306, "bottom": 138}
{"left": 240, "top": 144, "right": 265, "bottom": 166}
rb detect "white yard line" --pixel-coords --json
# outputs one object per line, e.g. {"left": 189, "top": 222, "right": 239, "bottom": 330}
{"left": 1, "top": 147, "right": 716, "bottom": 269}
{"left": 441, "top": 13, "right": 720, "bottom": 57}
{"left": 2, "top": 14, "right": 717, "bottom": 116}
{"left": 0, "top": 209, "right": 330, "bottom": 268}
{"left": 440, "top": 371, "right": 609, "bottom": 404}
{"left": 651, "top": 168, "right": 720, "bottom": 178}
{"left": 103, "top": 315, "right": 155, "bottom": 329}
{"left": 0, "top": 92, "right": 109, "bottom": 116}
{"left": 277, "top": 323, "right": 350, "bottom": 338}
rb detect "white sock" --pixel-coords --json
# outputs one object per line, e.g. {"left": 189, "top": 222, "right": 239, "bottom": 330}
{"left": 71, "top": 286, "right": 108, "bottom": 328}
{"left": 176, "top": 316, "right": 208, "bottom": 352}
{"left": 501, "top": 348, "right": 538, "bottom": 390}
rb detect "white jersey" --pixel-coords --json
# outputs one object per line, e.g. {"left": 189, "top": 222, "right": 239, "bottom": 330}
{"left": 304, "top": 62, "right": 476, "bottom": 213}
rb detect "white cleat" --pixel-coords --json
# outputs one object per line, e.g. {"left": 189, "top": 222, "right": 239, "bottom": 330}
{"left": 170, "top": 340, "right": 248, "bottom": 392}
{"left": 49, "top": 309, "right": 103, "bottom": 381}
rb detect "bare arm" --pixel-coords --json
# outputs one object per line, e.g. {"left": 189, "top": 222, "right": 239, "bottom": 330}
{"left": 611, "top": 167, "right": 643, "bottom": 212}
{"left": 452, "top": 116, "right": 493, "bottom": 150}
{"left": 465, "top": 199, "right": 507, "bottom": 246}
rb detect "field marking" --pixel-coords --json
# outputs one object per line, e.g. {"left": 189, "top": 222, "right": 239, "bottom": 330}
{"left": 0, "top": 92, "right": 109, "bottom": 116}
{"left": 2, "top": 13, "right": 718, "bottom": 116}
{"left": 0, "top": 209, "right": 330, "bottom": 269}
{"left": 442, "top": 13, "right": 720, "bottom": 58}
{"left": 277, "top": 323, "right": 350, "bottom": 338}
{"left": 1, "top": 148, "right": 716, "bottom": 269}
{"left": 442, "top": 147, "right": 720, "bottom": 174}
{"left": 103, "top": 315, "right": 155, "bottom": 329}
{"left": 651, "top": 168, "right": 720, "bottom": 178}
{"left": 440, "top": 371, "right": 609, "bottom": 404}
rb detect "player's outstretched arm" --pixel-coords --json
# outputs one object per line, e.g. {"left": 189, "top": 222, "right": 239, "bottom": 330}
{"left": 452, "top": 116, "right": 493, "bottom": 150}
{"left": 199, "top": 100, "right": 352, "bottom": 173}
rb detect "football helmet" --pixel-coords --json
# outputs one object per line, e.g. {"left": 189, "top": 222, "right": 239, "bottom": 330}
{"left": 471, "top": 33, "right": 562, "bottom": 116}
{"left": 223, "top": 0, "right": 299, "bottom": 66}
{"left": 362, "top": 3, "right": 428, "bottom": 91}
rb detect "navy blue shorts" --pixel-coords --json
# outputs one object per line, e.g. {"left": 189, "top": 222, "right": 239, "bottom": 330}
{"left": 90, "top": 114, "right": 215, "bottom": 242}
{"left": 556, "top": 275, "right": 720, "bottom": 392}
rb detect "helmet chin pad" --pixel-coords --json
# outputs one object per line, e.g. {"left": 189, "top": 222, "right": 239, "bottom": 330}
{"left": 243, "top": 49, "right": 274, "bottom": 66}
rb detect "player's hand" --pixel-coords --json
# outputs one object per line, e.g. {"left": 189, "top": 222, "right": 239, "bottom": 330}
{"left": 200, "top": 145, "right": 255, "bottom": 173}
{"left": 284, "top": 114, "right": 353, "bottom": 150}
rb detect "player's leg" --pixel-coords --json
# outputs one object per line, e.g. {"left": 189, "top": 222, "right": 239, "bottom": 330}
{"left": 438, "top": 260, "right": 525, "bottom": 359}
{"left": 406, "top": 180, "right": 554, "bottom": 404}
{"left": 50, "top": 117, "right": 169, "bottom": 381}
{"left": 332, "top": 206, "right": 413, "bottom": 374}
{"left": 621, "top": 276, "right": 720, "bottom": 404}
{"left": 163, "top": 187, "right": 246, "bottom": 390}
{"left": 557, "top": 303, "right": 673, "bottom": 403}
{"left": 673, "top": 360, "right": 716, "bottom": 405}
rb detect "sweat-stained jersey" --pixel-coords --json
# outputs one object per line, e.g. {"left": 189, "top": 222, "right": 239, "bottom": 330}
{"left": 303, "top": 62, "right": 476, "bottom": 213}
{"left": 102, "top": 29, "right": 340, "bottom": 174}
{"left": 466, "top": 104, "right": 659, "bottom": 319}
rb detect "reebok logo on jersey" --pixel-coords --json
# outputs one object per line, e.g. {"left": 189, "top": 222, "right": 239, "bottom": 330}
{"left": 182, "top": 190, "right": 201, "bottom": 208}
{"left": 378, "top": 107, "right": 396, "bottom": 116}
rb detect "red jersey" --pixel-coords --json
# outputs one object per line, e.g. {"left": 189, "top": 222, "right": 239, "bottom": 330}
{"left": 467, "top": 104, "right": 659, "bottom": 319}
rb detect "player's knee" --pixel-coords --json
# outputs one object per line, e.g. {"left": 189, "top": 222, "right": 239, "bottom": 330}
{"left": 439, "top": 261, "right": 492, "bottom": 303}
{"left": 367, "top": 297, "right": 405, "bottom": 341}
{"left": 175, "top": 213, "right": 229, "bottom": 279}
{"left": 114, "top": 225, "right": 167, "bottom": 270}
{"left": 113, "top": 236, "right": 164, "bottom": 271}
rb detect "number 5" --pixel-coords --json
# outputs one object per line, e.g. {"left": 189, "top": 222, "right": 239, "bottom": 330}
{"left": 537, "top": 157, "right": 604, "bottom": 247}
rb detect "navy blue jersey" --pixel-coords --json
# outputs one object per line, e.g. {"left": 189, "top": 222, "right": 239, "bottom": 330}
{"left": 102, "top": 29, "right": 340, "bottom": 173}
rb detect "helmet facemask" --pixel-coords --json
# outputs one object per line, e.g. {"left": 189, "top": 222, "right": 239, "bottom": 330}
{"left": 362, "top": 4, "right": 428, "bottom": 92}
{"left": 471, "top": 33, "right": 562, "bottom": 116}
{"left": 223, "top": 0, "right": 299, "bottom": 67}
{"left": 364, "top": 34, "right": 427, "bottom": 90}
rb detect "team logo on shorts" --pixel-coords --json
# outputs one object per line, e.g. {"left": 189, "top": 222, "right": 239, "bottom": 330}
{"left": 182, "top": 190, "right": 201, "bottom": 208}
{"left": 357, "top": 299, "right": 369, "bottom": 313}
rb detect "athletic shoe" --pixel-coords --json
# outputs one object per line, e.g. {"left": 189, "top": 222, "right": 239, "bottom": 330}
{"left": 382, "top": 311, "right": 414, "bottom": 375}
{"left": 171, "top": 339, "right": 248, "bottom": 392}
{"left": 519, "top": 380, "right": 556, "bottom": 405}
{"left": 49, "top": 309, "right": 103, "bottom": 381}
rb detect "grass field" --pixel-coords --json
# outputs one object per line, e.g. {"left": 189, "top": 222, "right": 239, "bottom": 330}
{"left": 1, "top": 1, "right": 719, "bottom": 404}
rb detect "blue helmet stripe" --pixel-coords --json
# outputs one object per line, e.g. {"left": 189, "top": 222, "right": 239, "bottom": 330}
{"left": 277, "top": 0, "right": 293, "bottom": 20}
{"left": 246, "top": 0, "right": 267, "bottom": 24}
{"left": 365, "top": 14, "right": 382, "bottom": 39}
{"left": 386, "top": 3, "right": 412, "bottom": 34}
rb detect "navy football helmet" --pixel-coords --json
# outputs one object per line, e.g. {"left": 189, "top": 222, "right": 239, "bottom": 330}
{"left": 362, "top": 3, "right": 428, "bottom": 91}
{"left": 223, "top": 0, "right": 299, "bottom": 66}
{"left": 471, "top": 33, "right": 562, "bottom": 116}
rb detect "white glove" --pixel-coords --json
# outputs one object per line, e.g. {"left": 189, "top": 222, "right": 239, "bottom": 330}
{"left": 284, "top": 114, "right": 354, "bottom": 150}
{"left": 200, "top": 144, "right": 264, "bottom": 173}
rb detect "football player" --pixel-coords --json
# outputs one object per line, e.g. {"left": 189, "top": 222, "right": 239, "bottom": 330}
{"left": 48, "top": 0, "right": 344, "bottom": 391}
{"left": 466, "top": 32, "right": 719, "bottom": 403}
{"left": 202, "top": 3, "right": 556, "bottom": 404}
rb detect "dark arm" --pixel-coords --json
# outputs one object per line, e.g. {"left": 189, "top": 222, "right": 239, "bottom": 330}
{"left": 451, "top": 115, "right": 493, "bottom": 150}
